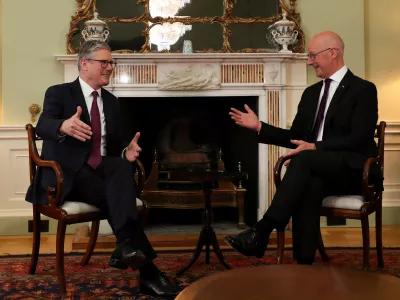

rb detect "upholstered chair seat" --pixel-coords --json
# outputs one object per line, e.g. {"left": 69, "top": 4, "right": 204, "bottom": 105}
{"left": 322, "top": 195, "right": 364, "bottom": 210}
{"left": 61, "top": 198, "right": 144, "bottom": 215}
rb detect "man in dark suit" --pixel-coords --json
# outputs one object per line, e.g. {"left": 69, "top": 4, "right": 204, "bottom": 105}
{"left": 26, "top": 40, "right": 181, "bottom": 297}
{"left": 224, "top": 31, "right": 379, "bottom": 264}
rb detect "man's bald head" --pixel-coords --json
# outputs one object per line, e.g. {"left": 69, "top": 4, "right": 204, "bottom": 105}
{"left": 307, "top": 31, "right": 346, "bottom": 78}
{"left": 309, "top": 31, "right": 345, "bottom": 54}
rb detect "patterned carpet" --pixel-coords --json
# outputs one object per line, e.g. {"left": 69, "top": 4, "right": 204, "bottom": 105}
{"left": 1, "top": 248, "right": 399, "bottom": 299}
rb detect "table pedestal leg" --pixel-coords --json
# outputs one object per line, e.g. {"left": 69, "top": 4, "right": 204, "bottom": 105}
{"left": 176, "top": 187, "right": 231, "bottom": 276}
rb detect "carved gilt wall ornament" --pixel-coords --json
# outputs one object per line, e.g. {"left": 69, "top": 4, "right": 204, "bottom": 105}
{"left": 67, "top": 0, "right": 304, "bottom": 54}
{"left": 29, "top": 104, "right": 41, "bottom": 123}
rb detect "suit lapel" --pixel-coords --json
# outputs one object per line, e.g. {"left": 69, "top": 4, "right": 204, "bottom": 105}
{"left": 71, "top": 78, "right": 91, "bottom": 125}
{"left": 323, "top": 70, "right": 354, "bottom": 128}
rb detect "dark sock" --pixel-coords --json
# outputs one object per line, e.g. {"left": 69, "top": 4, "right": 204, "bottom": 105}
{"left": 115, "top": 218, "right": 140, "bottom": 245}
{"left": 139, "top": 261, "right": 160, "bottom": 279}
{"left": 254, "top": 215, "right": 281, "bottom": 238}
{"left": 116, "top": 229, "right": 131, "bottom": 245}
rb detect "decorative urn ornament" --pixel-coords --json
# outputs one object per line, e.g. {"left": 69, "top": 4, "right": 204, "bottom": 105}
{"left": 81, "top": 12, "right": 110, "bottom": 42}
{"left": 268, "top": 13, "right": 298, "bottom": 53}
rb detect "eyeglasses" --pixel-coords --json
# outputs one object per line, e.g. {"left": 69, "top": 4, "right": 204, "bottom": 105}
{"left": 86, "top": 59, "right": 117, "bottom": 69}
{"left": 307, "top": 48, "right": 337, "bottom": 60}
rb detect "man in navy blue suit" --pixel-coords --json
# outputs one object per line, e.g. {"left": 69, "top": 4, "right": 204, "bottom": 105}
{"left": 225, "top": 31, "right": 379, "bottom": 264}
{"left": 26, "top": 40, "right": 181, "bottom": 298}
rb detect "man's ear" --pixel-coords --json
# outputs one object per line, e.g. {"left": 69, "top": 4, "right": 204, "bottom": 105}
{"left": 331, "top": 48, "right": 339, "bottom": 59}
{"left": 80, "top": 59, "right": 88, "bottom": 71}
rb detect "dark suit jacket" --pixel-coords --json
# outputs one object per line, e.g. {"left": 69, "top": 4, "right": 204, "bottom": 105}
{"left": 258, "top": 70, "right": 378, "bottom": 171}
{"left": 26, "top": 78, "right": 126, "bottom": 204}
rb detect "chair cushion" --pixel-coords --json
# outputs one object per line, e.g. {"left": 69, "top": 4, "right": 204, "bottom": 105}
{"left": 61, "top": 202, "right": 101, "bottom": 214}
{"left": 322, "top": 195, "right": 364, "bottom": 210}
{"left": 61, "top": 198, "right": 144, "bottom": 215}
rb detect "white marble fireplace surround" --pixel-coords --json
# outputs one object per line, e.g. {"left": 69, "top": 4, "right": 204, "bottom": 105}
{"left": 54, "top": 52, "right": 308, "bottom": 228}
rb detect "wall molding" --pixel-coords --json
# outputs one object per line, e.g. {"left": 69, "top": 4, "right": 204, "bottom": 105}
{"left": 0, "top": 125, "right": 28, "bottom": 140}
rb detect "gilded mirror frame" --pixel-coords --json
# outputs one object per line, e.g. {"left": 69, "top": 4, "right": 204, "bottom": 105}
{"left": 67, "top": 0, "right": 304, "bottom": 54}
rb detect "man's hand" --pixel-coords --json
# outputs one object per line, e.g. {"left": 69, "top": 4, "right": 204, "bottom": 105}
{"left": 59, "top": 106, "right": 92, "bottom": 142}
{"left": 229, "top": 104, "right": 262, "bottom": 132}
{"left": 125, "top": 132, "right": 142, "bottom": 162}
{"left": 283, "top": 140, "right": 317, "bottom": 160}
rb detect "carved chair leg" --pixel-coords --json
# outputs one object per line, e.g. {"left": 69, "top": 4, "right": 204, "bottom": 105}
{"left": 80, "top": 221, "right": 100, "bottom": 266}
{"left": 375, "top": 201, "right": 384, "bottom": 268}
{"left": 361, "top": 214, "right": 370, "bottom": 271}
{"left": 28, "top": 205, "right": 41, "bottom": 274}
{"left": 56, "top": 221, "right": 67, "bottom": 298}
{"left": 318, "top": 229, "right": 329, "bottom": 262}
{"left": 276, "top": 230, "right": 285, "bottom": 264}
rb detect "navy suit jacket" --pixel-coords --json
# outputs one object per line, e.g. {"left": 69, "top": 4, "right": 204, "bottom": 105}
{"left": 26, "top": 78, "right": 126, "bottom": 204}
{"left": 258, "top": 70, "right": 379, "bottom": 171}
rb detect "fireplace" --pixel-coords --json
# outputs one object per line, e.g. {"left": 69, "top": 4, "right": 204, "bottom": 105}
{"left": 120, "top": 96, "right": 259, "bottom": 225}
{"left": 56, "top": 52, "right": 308, "bottom": 233}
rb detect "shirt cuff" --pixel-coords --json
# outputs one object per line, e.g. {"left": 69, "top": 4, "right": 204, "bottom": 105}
{"left": 56, "top": 133, "right": 67, "bottom": 143}
{"left": 121, "top": 147, "right": 128, "bottom": 158}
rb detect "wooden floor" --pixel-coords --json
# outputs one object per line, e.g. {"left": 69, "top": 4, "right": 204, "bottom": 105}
{"left": 1, "top": 226, "right": 399, "bottom": 256}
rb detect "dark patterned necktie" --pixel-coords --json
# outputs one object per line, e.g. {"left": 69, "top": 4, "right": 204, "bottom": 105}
{"left": 87, "top": 91, "right": 102, "bottom": 168}
{"left": 310, "top": 78, "right": 332, "bottom": 142}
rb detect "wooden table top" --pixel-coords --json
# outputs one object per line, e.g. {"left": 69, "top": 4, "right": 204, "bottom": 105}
{"left": 176, "top": 264, "right": 400, "bottom": 300}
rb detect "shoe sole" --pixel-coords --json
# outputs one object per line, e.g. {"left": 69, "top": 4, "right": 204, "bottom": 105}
{"left": 109, "top": 253, "right": 147, "bottom": 270}
{"left": 223, "top": 237, "right": 265, "bottom": 258}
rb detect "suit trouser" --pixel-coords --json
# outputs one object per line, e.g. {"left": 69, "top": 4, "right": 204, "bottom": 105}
{"left": 265, "top": 150, "right": 363, "bottom": 262}
{"left": 67, "top": 156, "right": 156, "bottom": 260}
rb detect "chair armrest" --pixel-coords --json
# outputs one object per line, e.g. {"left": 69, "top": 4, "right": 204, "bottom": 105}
{"left": 362, "top": 157, "right": 381, "bottom": 203}
{"left": 26, "top": 124, "right": 64, "bottom": 207}
{"left": 35, "top": 158, "right": 64, "bottom": 207}
{"left": 273, "top": 156, "right": 291, "bottom": 188}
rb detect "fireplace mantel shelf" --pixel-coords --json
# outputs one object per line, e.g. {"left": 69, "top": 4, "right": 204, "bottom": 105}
{"left": 55, "top": 52, "right": 308, "bottom": 62}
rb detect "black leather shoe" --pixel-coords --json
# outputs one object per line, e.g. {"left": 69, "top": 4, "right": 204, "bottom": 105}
{"left": 140, "top": 271, "right": 182, "bottom": 298}
{"left": 109, "top": 239, "right": 146, "bottom": 270}
{"left": 224, "top": 228, "right": 269, "bottom": 258}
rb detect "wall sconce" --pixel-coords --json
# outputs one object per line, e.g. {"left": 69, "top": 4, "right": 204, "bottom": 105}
{"left": 29, "top": 104, "right": 41, "bottom": 123}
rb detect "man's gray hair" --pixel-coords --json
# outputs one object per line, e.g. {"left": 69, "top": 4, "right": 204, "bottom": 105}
{"left": 78, "top": 40, "right": 111, "bottom": 71}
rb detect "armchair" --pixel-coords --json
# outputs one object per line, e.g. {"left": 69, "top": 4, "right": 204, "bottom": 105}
{"left": 274, "top": 121, "right": 386, "bottom": 270}
{"left": 25, "top": 124, "right": 148, "bottom": 298}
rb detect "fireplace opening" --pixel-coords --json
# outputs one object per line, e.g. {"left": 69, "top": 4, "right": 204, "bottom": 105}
{"left": 120, "top": 96, "right": 259, "bottom": 226}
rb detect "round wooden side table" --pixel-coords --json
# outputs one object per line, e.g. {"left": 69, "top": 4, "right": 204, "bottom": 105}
{"left": 176, "top": 264, "right": 400, "bottom": 300}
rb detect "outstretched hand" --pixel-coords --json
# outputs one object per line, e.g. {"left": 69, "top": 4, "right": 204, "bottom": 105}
{"left": 59, "top": 106, "right": 92, "bottom": 142}
{"left": 229, "top": 104, "right": 262, "bottom": 132}
{"left": 125, "top": 132, "right": 142, "bottom": 162}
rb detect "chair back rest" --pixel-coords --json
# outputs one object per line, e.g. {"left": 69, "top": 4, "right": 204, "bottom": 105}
{"left": 26, "top": 124, "right": 42, "bottom": 185}
{"left": 375, "top": 121, "right": 386, "bottom": 176}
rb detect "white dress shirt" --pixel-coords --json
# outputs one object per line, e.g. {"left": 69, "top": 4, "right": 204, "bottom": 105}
{"left": 314, "top": 65, "right": 348, "bottom": 141}
{"left": 79, "top": 77, "right": 107, "bottom": 156}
